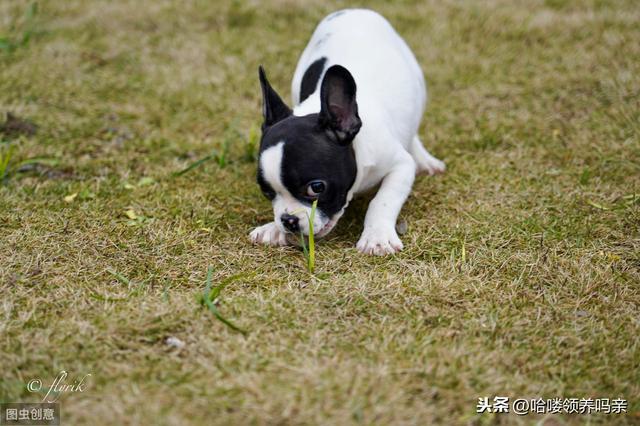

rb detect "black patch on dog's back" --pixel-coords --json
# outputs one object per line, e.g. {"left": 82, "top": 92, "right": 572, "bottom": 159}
{"left": 299, "top": 57, "right": 327, "bottom": 103}
{"left": 326, "top": 10, "right": 346, "bottom": 21}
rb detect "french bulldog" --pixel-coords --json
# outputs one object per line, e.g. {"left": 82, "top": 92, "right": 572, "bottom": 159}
{"left": 250, "top": 9, "right": 445, "bottom": 255}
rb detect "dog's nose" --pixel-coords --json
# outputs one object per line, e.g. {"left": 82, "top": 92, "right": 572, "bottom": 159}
{"left": 281, "top": 214, "right": 300, "bottom": 233}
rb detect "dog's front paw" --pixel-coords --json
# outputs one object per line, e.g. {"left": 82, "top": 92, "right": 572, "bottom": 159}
{"left": 249, "top": 222, "right": 288, "bottom": 246}
{"left": 356, "top": 226, "right": 403, "bottom": 255}
{"left": 422, "top": 156, "right": 446, "bottom": 176}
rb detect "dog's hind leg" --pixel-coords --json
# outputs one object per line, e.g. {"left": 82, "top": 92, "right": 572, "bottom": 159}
{"left": 410, "top": 135, "right": 445, "bottom": 176}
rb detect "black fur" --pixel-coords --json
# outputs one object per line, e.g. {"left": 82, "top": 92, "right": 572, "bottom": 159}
{"left": 259, "top": 115, "right": 357, "bottom": 218}
{"left": 299, "top": 57, "right": 327, "bottom": 103}
{"left": 326, "top": 10, "right": 346, "bottom": 21}
{"left": 318, "top": 65, "right": 361, "bottom": 145}
{"left": 257, "top": 65, "right": 362, "bottom": 218}
{"left": 257, "top": 169, "right": 275, "bottom": 200}
{"left": 258, "top": 66, "right": 292, "bottom": 130}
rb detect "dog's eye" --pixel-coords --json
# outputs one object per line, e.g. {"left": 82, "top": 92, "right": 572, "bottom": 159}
{"left": 306, "top": 180, "right": 326, "bottom": 198}
{"left": 262, "top": 189, "right": 276, "bottom": 200}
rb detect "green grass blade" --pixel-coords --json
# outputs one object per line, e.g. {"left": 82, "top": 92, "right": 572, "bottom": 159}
{"left": 308, "top": 200, "right": 317, "bottom": 274}
{"left": 300, "top": 232, "right": 309, "bottom": 265}
{"left": 200, "top": 266, "right": 247, "bottom": 335}
{"left": 0, "top": 144, "right": 16, "bottom": 179}
{"left": 89, "top": 292, "right": 128, "bottom": 302}
{"left": 216, "top": 135, "right": 232, "bottom": 168}
{"left": 204, "top": 272, "right": 248, "bottom": 303}
{"left": 172, "top": 152, "right": 217, "bottom": 177}
{"left": 15, "top": 157, "right": 59, "bottom": 169}
{"left": 0, "top": 38, "right": 14, "bottom": 52}
{"left": 25, "top": 2, "right": 38, "bottom": 21}
{"left": 297, "top": 200, "right": 318, "bottom": 274}
{"left": 107, "top": 268, "right": 134, "bottom": 287}
{"left": 203, "top": 298, "right": 247, "bottom": 335}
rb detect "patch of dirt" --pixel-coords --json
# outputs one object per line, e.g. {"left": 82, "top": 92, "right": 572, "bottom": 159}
{"left": 17, "top": 162, "right": 75, "bottom": 180}
{"left": 0, "top": 112, "right": 38, "bottom": 138}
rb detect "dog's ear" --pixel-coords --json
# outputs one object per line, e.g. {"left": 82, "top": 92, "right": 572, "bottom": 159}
{"left": 259, "top": 66, "right": 292, "bottom": 130}
{"left": 318, "top": 65, "right": 361, "bottom": 145}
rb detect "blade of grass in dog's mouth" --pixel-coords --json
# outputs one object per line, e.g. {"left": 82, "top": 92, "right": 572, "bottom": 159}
{"left": 299, "top": 200, "right": 317, "bottom": 274}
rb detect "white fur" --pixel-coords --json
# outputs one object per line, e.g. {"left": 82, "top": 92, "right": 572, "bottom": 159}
{"left": 250, "top": 142, "right": 329, "bottom": 245}
{"left": 252, "top": 9, "right": 445, "bottom": 255}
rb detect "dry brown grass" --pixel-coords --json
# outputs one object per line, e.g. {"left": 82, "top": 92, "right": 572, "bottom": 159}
{"left": 1, "top": 0, "right": 639, "bottom": 425}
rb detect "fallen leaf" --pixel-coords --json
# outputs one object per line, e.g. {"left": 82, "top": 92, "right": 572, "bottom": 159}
{"left": 64, "top": 193, "right": 78, "bottom": 203}
{"left": 604, "top": 252, "right": 620, "bottom": 262}
{"left": 124, "top": 209, "right": 138, "bottom": 220}
{"left": 137, "top": 176, "right": 155, "bottom": 187}
{"left": 587, "top": 200, "right": 610, "bottom": 210}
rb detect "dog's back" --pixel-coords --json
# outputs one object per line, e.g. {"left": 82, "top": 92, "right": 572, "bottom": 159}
{"left": 291, "top": 9, "right": 427, "bottom": 151}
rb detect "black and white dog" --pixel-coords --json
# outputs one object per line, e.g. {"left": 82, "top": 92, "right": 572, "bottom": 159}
{"left": 250, "top": 9, "right": 445, "bottom": 255}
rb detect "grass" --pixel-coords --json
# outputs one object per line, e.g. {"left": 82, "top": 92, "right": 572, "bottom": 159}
{"left": 1, "top": 0, "right": 639, "bottom": 425}
{"left": 172, "top": 124, "right": 254, "bottom": 176}
{"left": 0, "top": 2, "right": 38, "bottom": 53}
{"left": 0, "top": 141, "right": 58, "bottom": 184}
{"left": 300, "top": 199, "right": 318, "bottom": 274}
{"left": 0, "top": 143, "right": 16, "bottom": 181}
{"left": 198, "top": 266, "right": 248, "bottom": 335}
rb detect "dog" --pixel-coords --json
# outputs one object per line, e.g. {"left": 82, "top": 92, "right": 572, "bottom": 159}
{"left": 250, "top": 9, "right": 445, "bottom": 255}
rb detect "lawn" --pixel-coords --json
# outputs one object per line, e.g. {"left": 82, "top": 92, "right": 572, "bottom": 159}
{"left": 1, "top": 0, "right": 639, "bottom": 424}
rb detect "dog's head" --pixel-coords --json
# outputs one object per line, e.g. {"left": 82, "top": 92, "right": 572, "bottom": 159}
{"left": 256, "top": 65, "right": 361, "bottom": 242}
